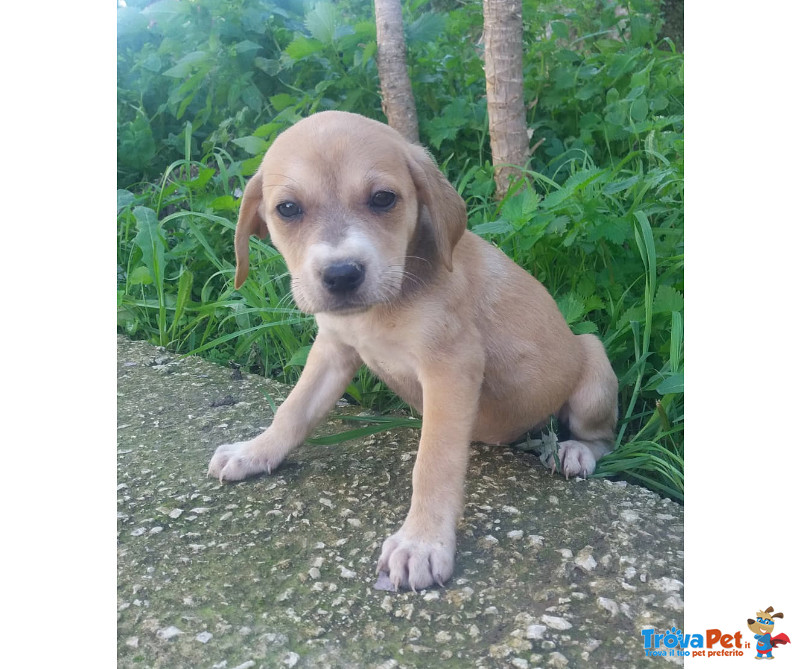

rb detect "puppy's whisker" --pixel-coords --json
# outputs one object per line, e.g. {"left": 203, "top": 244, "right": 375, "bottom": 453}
{"left": 403, "top": 254, "right": 433, "bottom": 268}
{"left": 277, "top": 292, "right": 297, "bottom": 311}
{"left": 383, "top": 265, "right": 426, "bottom": 291}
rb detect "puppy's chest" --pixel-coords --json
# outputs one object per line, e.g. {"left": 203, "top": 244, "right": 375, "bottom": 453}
{"left": 320, "top": 315, "right": 422, "bottom": 400}
{"left": 350, "top": 328, "right": 418, "bottom": 381}
{"left": 360, "top": 343, "right": 423, "bottom": 410}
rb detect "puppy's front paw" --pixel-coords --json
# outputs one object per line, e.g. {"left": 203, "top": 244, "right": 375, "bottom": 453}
{"left": 547, "top": 439, "right": 598, "bottom": 479}
{"left": 376, "top": 526, "right": 456, "bottom": 591}
{"left": 208, "top": 440, "right": 282, "bottom": 482}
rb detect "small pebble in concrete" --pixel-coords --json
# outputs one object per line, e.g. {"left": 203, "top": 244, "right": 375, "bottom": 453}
{"left": 542, "top": 614, "right": 573, "bottom": 631}
{"left": 156, "top": 626, "right": 182, "bottom": 640}
{"left": 526, "top": 624, "right": 547, "bottom": 640}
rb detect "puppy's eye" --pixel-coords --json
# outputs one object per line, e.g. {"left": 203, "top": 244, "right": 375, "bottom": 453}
{"left": 370, "top": 190, "right": 396, "bottom": 211}
{"left": 276, "top": 201, "right": 302, "bottom": 219}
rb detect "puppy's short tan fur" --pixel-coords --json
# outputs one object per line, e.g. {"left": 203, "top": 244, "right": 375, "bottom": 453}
{"left": 209, "top": 111, "right": 618, "bottom": 590}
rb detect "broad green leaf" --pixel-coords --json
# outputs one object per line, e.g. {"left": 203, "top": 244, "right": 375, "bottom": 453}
{"left": 284, "top": 35, "right": 324, "bottom": 61}
{"left": 117, "top": 6, "right": 150, "bottom": 38}
{"left": 630, "top": 15, "right": 654, "bottom": 46}
{"left": 630, "top": 59, "right": 654, "bottom": 89}
{"left": 501, "top": 188, "right": 540, "bottom": 226}
{"left": 602, "top": 175, "right": 640, "bottom": 195}
{"left": 187, "top": 167, "right": 214, "bottom": 190}
{"left": 254, "top": 121, "right": 284, "bottom": 138}
{"left": 546, "top": 215, "right": 570, "bottom": 234}
{"left": 132, "top": 206, "right": 164, "bottom": 282}
{"left": 333, "top": 25, "right": 355, "bottom": 42}
{"left": 425, "top": 116, "right": 460, "bottom": 149}
{"left": 562, "top": 167, "right": 606, "bottom": 192}
{"left": 117, "top": 189, "right": 136, "bottom": 212}
{"left": 305, "top": 2, "right": 337, "bottom": 44}
{"left": 620, "top": 303, "right": 645, "bottom": 325}
{"left": 407, "top": 13, "right": 447, "bottom": 44}
{"left": 242, "top": 156, "right": 263, "bottom": 175}
{"left": 575, "top": 82, "right": 602, "bottom": 101}
{"left": 118, "top": 116, "right": 156, "bottom": 171}
{"left": 232, "top": 135, "right": 270, "bottom": 155}
{"left": 140, "top": 53, "right": 162, "bottom": 73}
{"left": 550, "top": 20, "right": 568, "bottom": 40}
{"left": 589, "top": 217, "right": 629, "bottom": 244}
{"left": 471, "top": 219, "right": 514, "bottom": 236}
{"left": 141, "top": 0, "right": 186, "bottom": 22}
{"left": 556, "top": 293, "right": 585, "bottom": 325}
{"left": 254, "top": 57, "right": 281, "bottom": 76}
{"left": 360, "top": 40, "right": 377, "bottom": 66}
{"left": 285, "top": 345, "right": 312, "bottom": 368}
{"left": 269, "top": 94, "right": 295, "bottom": 112}
{"left": 657, "top": 373, "right": 683, "bottom": 395}
{"left": 652, "top": 284, "right": 683, "bottom": 314}
{"left": 163, "top": 51, "right": 209, "bottom": 78}
{"left": 241, "top": 84, "right": 263, "bottom": 111}
{"left": 344, "top": 382, "right": 362, "bottom": 403}
{"left": 128, "top": 265, "right": 152, "bottom": 286}
{"left": 539, "top": 187, "right": 572, "bottom": 210}
{"left": 211, "top": 195, "right": 237, "bottom": 211}
{"left": 573, "top": 321, "right": 599, "bottom": 335}
{"left": 630, "top": 97, "right": 649, "bottom": 122}
{"left": 624, "top": 85, "right": 646, "bottom": 101}
{"left": 234, "top": 40, "right": 261, "bottom": 55}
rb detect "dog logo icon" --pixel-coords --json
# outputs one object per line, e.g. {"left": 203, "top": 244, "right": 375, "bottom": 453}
{"left": 747, "top": 606, "right": 791, "bottom": 660}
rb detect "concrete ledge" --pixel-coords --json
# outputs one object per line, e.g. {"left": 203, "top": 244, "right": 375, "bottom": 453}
{"left": 117, "top": 335, "right": 683, "bottom": 668}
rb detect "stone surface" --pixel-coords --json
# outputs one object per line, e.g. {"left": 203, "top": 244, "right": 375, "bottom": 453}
{"left": 117, "top": 335, "right": 684, "bottom": 668}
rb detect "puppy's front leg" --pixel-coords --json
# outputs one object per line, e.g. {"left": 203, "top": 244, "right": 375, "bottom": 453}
{"left": 378, "top": 355, "right": 484, "bottom": 591}
{"left": 209, "top": 334, "right": 361, "bottom": 482}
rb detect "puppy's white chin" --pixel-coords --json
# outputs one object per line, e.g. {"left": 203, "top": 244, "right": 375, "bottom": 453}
{"left": 323, "top": 304, "right": 374, "bottom": 316}
{"left": 293, "top": 296, "right": 375, "bottom": 316}
{"left": 294, "top": 288, "right": 398, "bottom": 316}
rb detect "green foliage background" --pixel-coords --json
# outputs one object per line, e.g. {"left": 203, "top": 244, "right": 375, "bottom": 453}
{"left": 117, "top": 0, "right": 684, "bottom": 499}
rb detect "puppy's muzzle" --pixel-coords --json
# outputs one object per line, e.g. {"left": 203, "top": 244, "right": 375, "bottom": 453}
{"left": 322, "top": 261, "right": 366, "bottom": 295}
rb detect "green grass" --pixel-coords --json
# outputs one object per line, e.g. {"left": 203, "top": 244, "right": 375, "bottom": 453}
{"left": 117, "top": 0, "right": 683, "bottom": 500}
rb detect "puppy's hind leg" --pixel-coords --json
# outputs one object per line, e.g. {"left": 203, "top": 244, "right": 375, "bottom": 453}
{"left": 553, "top": 334, "right": 618, "bottom": 478}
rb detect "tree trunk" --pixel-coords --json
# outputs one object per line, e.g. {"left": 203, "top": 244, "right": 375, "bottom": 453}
{"left": 659, "top": 0, "right": 683, "bottom": 52}
{"left": 374, "top": 0, "right": 419, "bottom": 143}
{"left": 483, "top": 0, "right": 529, "bottom": 198}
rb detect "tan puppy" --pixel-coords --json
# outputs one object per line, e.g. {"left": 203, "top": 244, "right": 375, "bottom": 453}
{"left": 209, "top": 111, "right": 618, "bottom": 591}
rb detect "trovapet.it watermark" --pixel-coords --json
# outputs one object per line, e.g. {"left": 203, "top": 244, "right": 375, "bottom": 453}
{"left": 641, "top": 605, "right": 791, "bottom": 661}
{"left": 641, "top": 627, "right": 747, "bottom": 659}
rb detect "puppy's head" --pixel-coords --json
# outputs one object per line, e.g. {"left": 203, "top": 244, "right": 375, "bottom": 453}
{"left": 233, "top": 111, "right": 466, "bottom": 314}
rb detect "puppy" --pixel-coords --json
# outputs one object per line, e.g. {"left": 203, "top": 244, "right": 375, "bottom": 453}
{"left": 209, "top": 111, "right": 618, "bottom": 591}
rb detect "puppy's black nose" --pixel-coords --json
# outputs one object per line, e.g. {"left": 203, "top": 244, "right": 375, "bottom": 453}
{"left": 322, "top": 261, "right": 365, "bottom": 294}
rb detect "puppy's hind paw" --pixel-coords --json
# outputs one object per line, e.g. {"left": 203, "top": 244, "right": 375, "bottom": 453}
{"left": 545, "top": 440, "right": 599, "bottom": 479}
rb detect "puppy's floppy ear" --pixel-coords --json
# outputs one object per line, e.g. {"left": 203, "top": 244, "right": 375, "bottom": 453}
{"left": 406, "top": 144, "right": 466, "bottom": 271}
{"left": 233, "top": 170, "right": 267, "bottom": 289}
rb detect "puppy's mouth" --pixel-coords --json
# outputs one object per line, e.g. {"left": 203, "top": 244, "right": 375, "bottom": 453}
{"left": 290, "top": 276, "right": 386, "bottom": 315}
{"left": 291, "top": 260, "right": 405, "bottom": 315}
{"left": 310, "top": 288, "right": 387, "bottom": 315}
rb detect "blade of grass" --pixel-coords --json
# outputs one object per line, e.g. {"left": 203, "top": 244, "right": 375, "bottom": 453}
{"left": 306, "top": 417, "right": 422, "bottom": 446}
